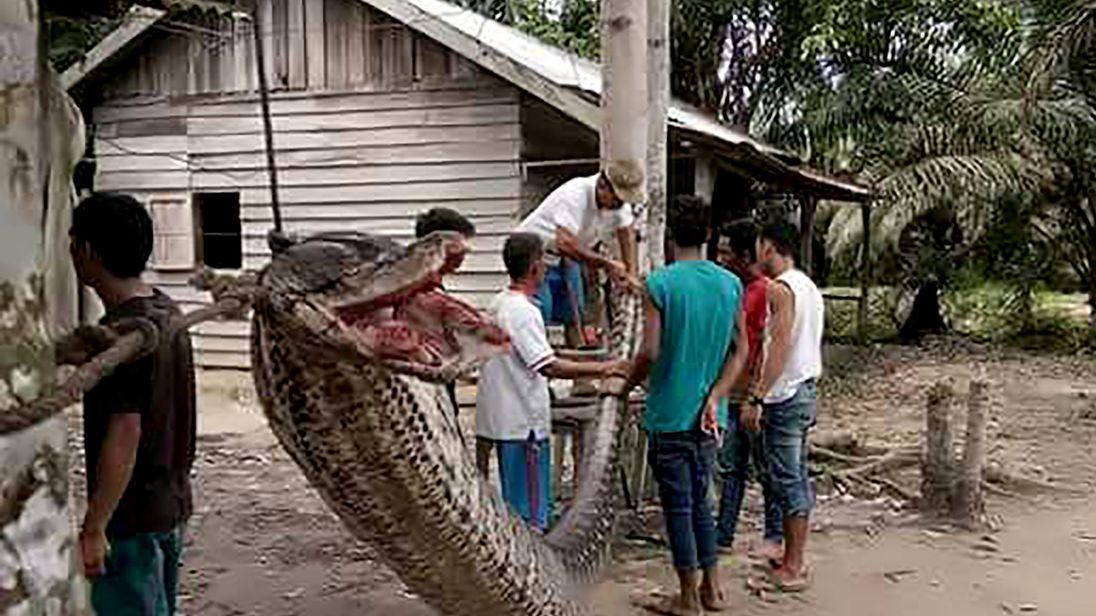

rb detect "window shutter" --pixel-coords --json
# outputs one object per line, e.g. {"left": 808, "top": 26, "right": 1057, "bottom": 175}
{"left": 148, "top": 196, "right": 196, "bottom": 271}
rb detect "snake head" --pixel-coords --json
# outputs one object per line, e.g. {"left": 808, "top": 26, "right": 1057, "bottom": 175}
{"left": 261, "top": 230, "right": 509, "bottom": 381}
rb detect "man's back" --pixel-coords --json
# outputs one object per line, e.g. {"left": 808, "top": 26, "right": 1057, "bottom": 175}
{"left": 645, "top": 260, "right": 743, "bottom": 433}
{"left": 83, "top": 288, "right": 196, "bottom": 538}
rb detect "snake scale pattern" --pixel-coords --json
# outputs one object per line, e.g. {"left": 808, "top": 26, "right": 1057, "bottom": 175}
{"left": 246, "top": 229, "right": 642, "bottom": 615}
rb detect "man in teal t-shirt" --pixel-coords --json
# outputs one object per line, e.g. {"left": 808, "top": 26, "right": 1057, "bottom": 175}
{"left": 617, "top": 196, "right": 749, "bottom": 616}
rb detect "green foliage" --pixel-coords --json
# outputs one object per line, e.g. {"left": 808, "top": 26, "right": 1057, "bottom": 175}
{"left": 450, "top": 0, "right": 598, "bottom": 59}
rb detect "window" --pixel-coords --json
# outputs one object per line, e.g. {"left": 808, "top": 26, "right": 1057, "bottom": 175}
{"left": 195, "top": 192, "right": 242, "bottom": 269}
{"left": 148, "top": 196, "right": 196, "bottom": 271}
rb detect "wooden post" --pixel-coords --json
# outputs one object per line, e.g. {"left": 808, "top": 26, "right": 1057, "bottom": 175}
{"left": 645, "top": 0, "right": 669, "bottom": 270}
{"left": 251, "top": 0, "right": 282, "bottom": 233}
{"left": 857, "top": 202, "right": 871, "bottom": 344}
{"left": 1, "top": 3, "right": 88, "bottom": 612}
{"left": 921, "top": 382, "right": 955, "bottom": 515}
{"left": 600, "top": 0, "right": 647, "bottom": 187}
{"left": 953, "top": 379, "right": 989, "bottom": 527}
{"left": 799, "top": 195, "right": 817, "bottom": 277}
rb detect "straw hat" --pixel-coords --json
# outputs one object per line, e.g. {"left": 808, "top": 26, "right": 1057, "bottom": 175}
{"left": 604, "top": 159, "right": 647, "bottom": 204}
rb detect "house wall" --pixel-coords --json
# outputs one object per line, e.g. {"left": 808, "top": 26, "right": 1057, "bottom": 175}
{"left": 89, "top": 0, "right": 522, "bottom": 369}
{"left": 99, "top": 0, "right": 482, "bottom": 98}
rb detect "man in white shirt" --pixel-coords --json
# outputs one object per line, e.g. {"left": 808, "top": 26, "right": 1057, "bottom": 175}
{"left": 516, "top": 163, "right": 644, "bottom": 345}
{"left": 475, "top": 233, "right": 628, "bottom": 531}
{"left": 743, "top": 221, "right": 824, "bottom": 593}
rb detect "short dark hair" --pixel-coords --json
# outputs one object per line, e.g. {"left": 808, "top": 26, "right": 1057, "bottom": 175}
{"left": 503, "top": 233, "right": 543, "bottom": 280}
{"left": 721, "top": 219, "right": 758, "bottom": 261}
{"left": 759, "top": 220, "right": 799, "bottom": 258}
{"left": 668, "top": 195, "right": 711, "bottom": 248}
{"left": 71, "top": 192, "right": 153, "bottom": 278}
{"left": 415, "top": 207, "right": 476, "bottom": 238}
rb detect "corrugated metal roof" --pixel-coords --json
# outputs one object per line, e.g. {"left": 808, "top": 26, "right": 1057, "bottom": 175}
{"left": 391, "top": 0, "right": 792, "bottom": 159}
{"left": 378, "top": 0, "right": 869, "bottom": 200}
{"left": 65, "top": 0, "right": 872, "bottom": 201}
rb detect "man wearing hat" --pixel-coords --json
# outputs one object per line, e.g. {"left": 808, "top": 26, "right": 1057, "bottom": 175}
{"left": 516, "top": 162, "right": 644, "bottom": 345}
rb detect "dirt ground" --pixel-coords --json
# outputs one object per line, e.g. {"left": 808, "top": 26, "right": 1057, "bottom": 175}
{"left": 70, "top": 341, "right": 1096, "bottom": 615}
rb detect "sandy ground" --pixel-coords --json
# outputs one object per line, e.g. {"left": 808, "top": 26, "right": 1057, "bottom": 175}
{"left": 70, "top": 342, "right": 1096, "bottom": 615}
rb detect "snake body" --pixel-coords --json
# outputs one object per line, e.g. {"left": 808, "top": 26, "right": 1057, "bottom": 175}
{"left": 247, "top": 230, "right": 641, "bottom": 615}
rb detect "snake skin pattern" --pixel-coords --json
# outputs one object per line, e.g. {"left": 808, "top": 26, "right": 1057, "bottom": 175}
{"left": 246, "top": 230, "right": 642, "bottom": 615}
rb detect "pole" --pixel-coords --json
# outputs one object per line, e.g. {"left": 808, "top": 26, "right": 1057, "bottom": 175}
{"left": 251, "top": 1, "right": 282, "bottom": 233}
{"left": 1, "top": 2, "right": 88, "bottom": 612}
{"left": 645, "top": 0, "right": 669, "bottom": 271}
{"left": 857, "top": 202, "right": 871, "bottom": 344}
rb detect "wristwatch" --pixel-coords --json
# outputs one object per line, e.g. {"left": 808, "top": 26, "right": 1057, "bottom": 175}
{"left": 748, "top": 394, "right": 764, "bottom": 407}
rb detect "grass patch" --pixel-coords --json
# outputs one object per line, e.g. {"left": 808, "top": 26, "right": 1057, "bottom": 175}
{"left": 822, "top": 283, "right": 1092, "bottom": 352}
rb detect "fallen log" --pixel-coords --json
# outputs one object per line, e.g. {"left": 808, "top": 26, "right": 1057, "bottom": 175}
{"left": 835, "top": 451, "right": 920, "bottom": 479}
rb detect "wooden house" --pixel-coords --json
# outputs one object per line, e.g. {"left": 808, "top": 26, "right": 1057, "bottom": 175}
{"left": 63, "top": 0, "right": 869, "bottom": 369}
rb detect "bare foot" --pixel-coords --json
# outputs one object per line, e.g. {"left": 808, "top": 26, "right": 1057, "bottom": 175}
{"left": 748, "top": 540, "right": 784, "bottom": 569}
{"left": 748, "top": 539, "right": 782, "bottom": 560}
{"left": 632, "top": 591, "right": 703, "bottom": 616}
{"left": 700, "top": 579, "right": 728, "bottom": 612}
{"left": 768, "top": 566, "right": 810, "bottom": 592}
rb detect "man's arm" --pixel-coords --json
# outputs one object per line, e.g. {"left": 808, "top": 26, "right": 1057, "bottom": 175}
{"left": 622, "top": 291, "right": 661, "bottom": 392}
{"left": 752, "top": 282, "right": 794, "bottom": 400}
{"left": 81, "top": 412, "right": 141, "bottom": 576}
{"left": 541, "top": 358, "right": 628, "bottom": 380}
{"left": 555, "top": 226, "right": 615, "bottom": 270}
{"left": 616, "top": 225, "right": 637, "bottom": 277}
{"left": 707, "top": 307, "right": 750, "bottom": 402}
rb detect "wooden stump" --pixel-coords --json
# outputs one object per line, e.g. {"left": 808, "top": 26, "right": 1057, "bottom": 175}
{"left": 921, "top": 381, "right": 956, "bottom": 515}
{"left": 953, "top": 379, "right": 989, "bottom": 527}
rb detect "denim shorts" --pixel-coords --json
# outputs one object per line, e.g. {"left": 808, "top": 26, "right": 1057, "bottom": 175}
{"left": 91, "top": 525, "right": 185, "bottom": 616}
{"left": 534, "top": 260, "right": 584, "bottom": 325}
{"left": 762, "top": 380, "right": 818, "bottom": 517}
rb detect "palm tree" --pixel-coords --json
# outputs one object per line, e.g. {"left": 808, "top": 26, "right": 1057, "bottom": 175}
{"left": 1026, "top": 0, "right": 1096, "bottom": 336}
{"left": 770, "top": 0, "right": 1095, "bottom": 338}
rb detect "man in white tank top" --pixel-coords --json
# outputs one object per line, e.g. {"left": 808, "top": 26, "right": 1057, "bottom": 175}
{"left": 742, "top": 221, "right": 824, "bottom": 592}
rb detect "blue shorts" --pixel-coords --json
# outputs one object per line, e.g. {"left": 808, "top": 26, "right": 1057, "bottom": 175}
{"left": 534, "top": 260, "right": 585, "bottom": 325}
{"left": 496, "top": 433, "right": 552, "bottom": 531}
{"left": 91, "top": 525, "right": 185, "bottom": 616}
{"left": 762, "top": 380, "right": 818, "bottom": 517}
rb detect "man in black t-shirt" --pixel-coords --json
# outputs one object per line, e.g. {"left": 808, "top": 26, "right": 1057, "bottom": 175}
{"left": 413, "top": 207, "right": 477, "bottom": 417}
{"left": 69, "top": 192, "right": 196, "bottom": 616}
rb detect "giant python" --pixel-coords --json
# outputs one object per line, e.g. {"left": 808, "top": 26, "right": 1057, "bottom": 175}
{"left": 247, "top": 228, "right": 643, "bottom": 615}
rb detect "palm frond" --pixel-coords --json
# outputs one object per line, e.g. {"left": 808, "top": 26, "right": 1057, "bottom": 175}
{"left": 827, "top": 152, "right": 1049, "bottom": 257}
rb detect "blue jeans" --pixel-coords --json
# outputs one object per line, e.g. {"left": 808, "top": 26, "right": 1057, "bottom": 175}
{"left": 648, "top": 431, "right": 719, "bottom": 571}
{"left": 763, "top": 380, "right": 818, "bottom": 518}
{"left": 716, "top": 405, "right": 783, "bottom": 548}
{"left": 535, "top": 260, "right": 584, "bottom": 325}
{"left": 496, "top": 433, "right": 552, "bottom": 531}
{"left": 91, "top": 525, "right": 185, "bottom": 616}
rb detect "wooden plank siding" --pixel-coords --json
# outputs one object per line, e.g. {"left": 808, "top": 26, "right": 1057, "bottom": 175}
{"left": 90, "top": 77, "right": 522, "bottom": 369}
{"left": 101, "top": 0, "right": 474, "bottom": 98}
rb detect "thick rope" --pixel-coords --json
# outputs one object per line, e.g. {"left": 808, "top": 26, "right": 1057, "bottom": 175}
{"left": 0, "top": 272, "right": 257, "bottom": 436}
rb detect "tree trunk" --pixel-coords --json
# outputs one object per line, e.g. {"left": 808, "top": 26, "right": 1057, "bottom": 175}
{"left": 600, "top": 0, "right": 646, "bottom": 362}
{"left": 921, "top": 382, "right": 955, "bottom": 516}
{"left": 600, "top": 0, "right": 647, "bottom": 187}
{"left": 617, "top": 0, "right": 667, "bottom": 508}
{"left": 1, "top": 3, "right": 88, "bottom": 613}
{"left": 645, "top": 0, "right": 668, "bottom": 271}
{"left": 899, "top": 281, "right": 947, "bottom": 341}
{"left": 953, "top": 380, "right": 988, "bottom": 527}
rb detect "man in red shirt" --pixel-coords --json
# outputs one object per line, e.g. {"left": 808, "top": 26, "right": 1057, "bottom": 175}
{"left": 714, "top": 220, "right": 783, "bottom": 561}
